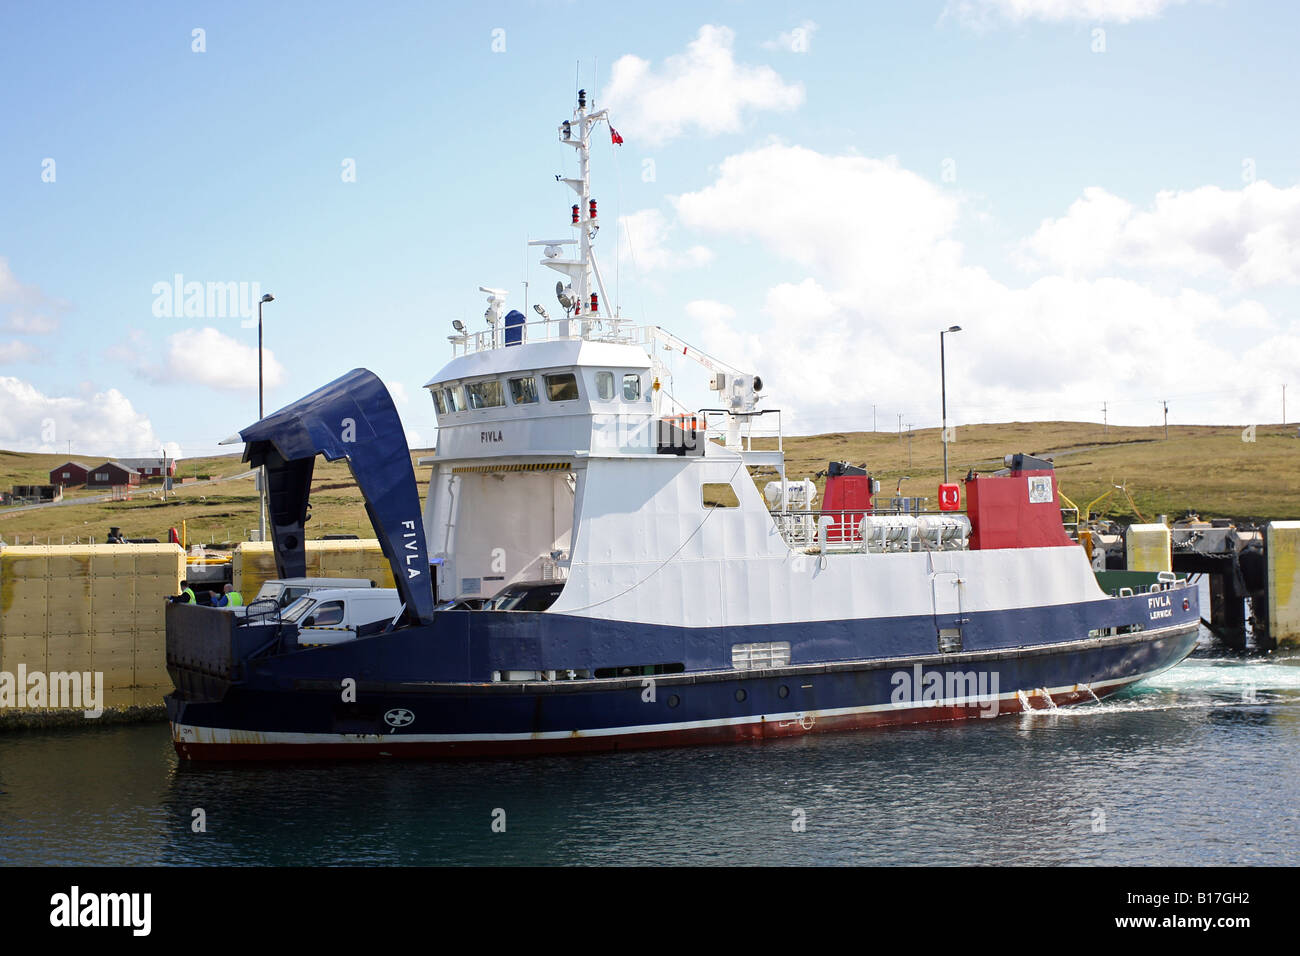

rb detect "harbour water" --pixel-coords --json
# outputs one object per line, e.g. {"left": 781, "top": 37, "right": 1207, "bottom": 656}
{"left": 1, "top": 638, "right": 1297, "bottom": 866}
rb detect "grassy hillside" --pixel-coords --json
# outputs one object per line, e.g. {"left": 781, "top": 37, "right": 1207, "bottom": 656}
{"left": 766, "top": 421, "right": 1300, "bottom": 524}
{"left": 0, "top": 421, "right": 1296, "bottom": 544}
{"left": 0, "top": 450, "right": 434, "bottom": 545}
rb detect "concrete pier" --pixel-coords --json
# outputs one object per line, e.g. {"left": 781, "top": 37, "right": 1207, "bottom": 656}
{"left": 0, "top": 538, "right": 397, "bottom": 727}
{"left": 1126, "top": 524, "right": 1172, "bottom": 573}
{"left": 1266, "top": 522, "right": 1300, "bottom": 646}
{"left": 0, "top": 544, "right": 183, "bottom": 726}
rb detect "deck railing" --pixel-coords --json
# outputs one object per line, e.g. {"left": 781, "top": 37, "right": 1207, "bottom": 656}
{"left": 447, "top": 318, "right": 654, "bottom": 356}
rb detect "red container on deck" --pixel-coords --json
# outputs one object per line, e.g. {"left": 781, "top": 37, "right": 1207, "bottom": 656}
{"left": 822, "top": 461, "right": 874, "bottom": 542}
{"left": 964, "top": 454, "right": 1074, "bottom": 550}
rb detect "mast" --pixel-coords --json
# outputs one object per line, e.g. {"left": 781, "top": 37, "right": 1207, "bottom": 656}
{"left": 531, "top": 88, "right": 615, "bottom": 339}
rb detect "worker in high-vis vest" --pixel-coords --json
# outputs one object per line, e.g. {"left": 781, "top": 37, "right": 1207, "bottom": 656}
{"left": 223, "top": 584, "right": 243, "bottom": 607}
{"left": 179, "top": 580, "right": 196, "bottom": 604}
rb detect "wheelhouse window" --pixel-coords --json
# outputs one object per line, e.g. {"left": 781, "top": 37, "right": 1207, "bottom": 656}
{"left": 623, "top": 373, "right": 642, "bottom": 401}
{"left": 544, "top": 372, "right": 579, "bottom": 402}
{"left": 509, "top": 376, "right": 539, "bottom": 404}
{"left": 595, "top": 371, "right": 615, "bottom": 401}
{"left": 431, "top": 389, "right": 448, "bottom": 415}
{"left": 466, "top": 379, "right": 505, "bottom": 409}
{"left": 445, "top": 386, "right": 466, "bottom": 412}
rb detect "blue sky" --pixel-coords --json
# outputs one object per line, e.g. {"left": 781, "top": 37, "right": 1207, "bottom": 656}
{"left": 1, "top": 0, "right": 1297, "bottom": 458}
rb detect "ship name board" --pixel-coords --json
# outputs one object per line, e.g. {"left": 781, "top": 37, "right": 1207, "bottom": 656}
{"left": 1147, "top": 593, "right": 1172, "bottom": 619}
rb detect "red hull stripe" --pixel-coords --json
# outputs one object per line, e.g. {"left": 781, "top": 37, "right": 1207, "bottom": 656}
{"left": 172, "top": 683, "right": 1131, "bottom": 761}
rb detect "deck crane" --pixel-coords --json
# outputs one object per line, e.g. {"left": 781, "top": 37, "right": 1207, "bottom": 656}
{"left": 649, "top": 326, "right": 764, "bottom": 449}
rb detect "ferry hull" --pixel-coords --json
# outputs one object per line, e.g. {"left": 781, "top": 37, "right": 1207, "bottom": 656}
{"left": 166, "top": 623, "right": 1199, "bottom": 761}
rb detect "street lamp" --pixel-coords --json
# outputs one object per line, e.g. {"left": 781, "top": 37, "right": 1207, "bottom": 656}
{"left": 258, "top": 293, "right": 274, "bottom": 419}
{"left": 940, "top": 325, "right": 962, "bottom": 484}
{"left": 257, "top": 293, "right": 274, "bottom": 542}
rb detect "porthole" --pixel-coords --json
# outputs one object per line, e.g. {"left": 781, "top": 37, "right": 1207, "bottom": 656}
{"left": 667, "top": 694, "right": 680, "bottom": 708}
{"left": 777, "top": 685, "right": 789, "bottom": 699}
{"left": 735, "top": 688, "right": 747, "bottom": 702}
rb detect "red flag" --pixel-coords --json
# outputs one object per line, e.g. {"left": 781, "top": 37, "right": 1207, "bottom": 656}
{"left": 610, "top": 127, "right": 624, "bottom": 145}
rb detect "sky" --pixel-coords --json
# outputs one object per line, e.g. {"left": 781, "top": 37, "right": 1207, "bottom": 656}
{"left": 1, "top": 0, "right": 1297, "bottom": 460}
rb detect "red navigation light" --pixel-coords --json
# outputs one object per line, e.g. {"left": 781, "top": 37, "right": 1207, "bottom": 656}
{"left": 589, "top": 199, "right": 597, "bottom": 220}
{"left": 571, "top": 204, "right": 580, "bottom": 224}
{"left": 590, "top": 292, "right": 598, "bottom": 313}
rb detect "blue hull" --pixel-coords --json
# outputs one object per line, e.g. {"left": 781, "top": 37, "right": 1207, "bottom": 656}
{"left": 167, "top": 601, "right": 1201, "bottom": 759}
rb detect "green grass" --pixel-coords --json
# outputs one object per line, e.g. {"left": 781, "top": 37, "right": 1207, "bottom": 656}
{"left": 1, "top": 422, "right": 1296, "bottom": 544}
{"left": 764, "top": 421, "right": 1300, "bottom": 523}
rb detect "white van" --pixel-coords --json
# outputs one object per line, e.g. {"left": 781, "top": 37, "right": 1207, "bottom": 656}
{"left": 248, "top": 577, "right": 377, "bottom": 611}
{"left": 282, "top": 587, "right": 403, "bottom": 645}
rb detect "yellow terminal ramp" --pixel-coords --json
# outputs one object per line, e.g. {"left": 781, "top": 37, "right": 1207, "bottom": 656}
{"left": 1126, "top": 523, "right": 1172, "bottom": 573}
{"left": 0, "top": 543, "right": 184, "bottom": 724}
{"left": 1267, "top": 521, "right": 1300, "bottom": 648}
{"left": 233, "top": 539, "right": 396, "bottom": 601}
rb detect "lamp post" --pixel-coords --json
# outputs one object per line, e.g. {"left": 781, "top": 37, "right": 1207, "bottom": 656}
{"left": 940, "top": 325, "right": 962, "bottom": 484}
{"left": 257, "top": 293, "right": 274, "bottom": 542}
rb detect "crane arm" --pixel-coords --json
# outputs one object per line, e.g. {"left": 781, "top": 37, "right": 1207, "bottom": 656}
{"left": 650, "top": 326, "right": 748, "bottom": 380}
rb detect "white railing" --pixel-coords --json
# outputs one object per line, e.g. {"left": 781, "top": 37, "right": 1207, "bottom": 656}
{"left": 447, "top": 318, "right": 655, "bottom": 356}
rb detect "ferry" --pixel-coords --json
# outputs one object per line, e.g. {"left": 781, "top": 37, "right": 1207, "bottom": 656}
{"left": 164, "top": 90, "right": 1201, "bottom": 759}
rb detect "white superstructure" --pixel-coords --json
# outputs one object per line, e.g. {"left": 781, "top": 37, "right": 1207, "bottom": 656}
{"left": 419, "top": 90, "right": 1109, "bottom": 629}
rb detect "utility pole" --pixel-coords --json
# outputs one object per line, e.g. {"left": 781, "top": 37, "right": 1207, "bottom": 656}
{"left": 160, "top": 446, "right": 167, "bottom": 502}
{"left": 872, "top": 404, "right": 877, "bottom": 432}
{"left": 1284, "top": 384, "right": 1288, "bottom": 425}
{"left": 1102, "top": 401, "right": 1108, "bottom": 436}
{"left": 1162, "top": 400, "right": 1169, "bottom": 440}
{"left": 939, "top": 325, "right": 961, "bottom": 483}
{"left": 897, "top": 413, "right": 902, "bottom": 444}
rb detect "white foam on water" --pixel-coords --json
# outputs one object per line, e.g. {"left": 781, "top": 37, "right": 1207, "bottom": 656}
{"left": 1139, "top": 657, "right": 1300, "bottom": 693}
{"left": 1026, "top": 654, "right": 1300, "bottom": 720}
{"left": 1044, "top": 698, "right": 1240, "bottom": 719}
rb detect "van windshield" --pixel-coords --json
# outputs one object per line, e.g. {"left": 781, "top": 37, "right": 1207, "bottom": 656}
{"left": 282, "top": 597, "right": 317, "bottom": 623}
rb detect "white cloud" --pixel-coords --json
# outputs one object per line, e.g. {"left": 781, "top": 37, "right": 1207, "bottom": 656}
{"left": 147, "top": 327, "right": 286, "bottom": 392}
{"left": 762, "top": 21, "right": 818, "bottom": 53}
{"left": 602, "top": 25, "right": 804, "bottom": 147}
{"left": 669, "top": 143, "right": 1295, "bottom": 431}
{"left": 0, "top": 340, "right": 40, "bottom": 363}
{"left": 0, "top": 257, "right": 66, "bottom": 335}
{"left": 0, "top": 376, "right": 168, "bottom": 457}
{"left": 620, "top": 209, "right": 714, "bottom": 272}
{"left": 1018, "top": 182, "right": 1300, "bottom": 287}
{"left": 945, "top": 0, "right": 1189, "bottom": 26}
{"left": 675, "top": 144, "right": 962, "bottom": 289}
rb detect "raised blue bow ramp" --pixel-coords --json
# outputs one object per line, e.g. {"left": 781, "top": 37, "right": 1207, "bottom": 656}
{"left": 238, "top": 367, "right": 435, "bottom": 625}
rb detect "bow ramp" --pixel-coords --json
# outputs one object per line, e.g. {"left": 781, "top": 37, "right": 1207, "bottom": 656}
{"left": 237, "top": 367, "right": 435, "bottom": 625}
